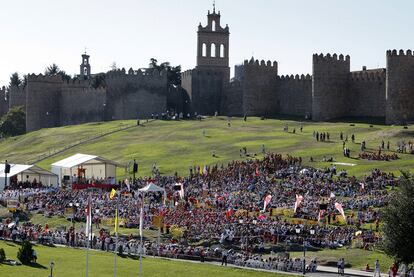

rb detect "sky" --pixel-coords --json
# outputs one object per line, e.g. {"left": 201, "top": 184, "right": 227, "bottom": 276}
{"left": 0, "top": 0, "right": 413, "bottom": 85}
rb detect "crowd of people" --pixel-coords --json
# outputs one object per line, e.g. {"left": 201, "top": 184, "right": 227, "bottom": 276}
{"left": 359, "top": 151, "right": 399, "bottom": 161}
{"left": 0, "top": 151, "right": 399, "bottom": 274}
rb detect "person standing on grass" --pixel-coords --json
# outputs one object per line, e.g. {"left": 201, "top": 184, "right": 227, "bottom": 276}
{"left": 221, "top": 250, "right": 228, "bottom": 266}
{"left": 374, "top": 259, "right": 381, "bottom": 277}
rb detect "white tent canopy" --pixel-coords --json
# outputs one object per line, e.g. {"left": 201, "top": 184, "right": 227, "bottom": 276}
{"left": 138, "top": 183, "right": 165, "bottom": 193}
{"left": 0, "top": 163, "right": 58, "bottom": 190}
{"left": 51, "top": 153, "right": 121, "bottom": 186}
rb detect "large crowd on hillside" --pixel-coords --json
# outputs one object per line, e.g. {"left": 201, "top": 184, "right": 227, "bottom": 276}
{"left": 0, "top": 152, "right": 398, "bottom": 272}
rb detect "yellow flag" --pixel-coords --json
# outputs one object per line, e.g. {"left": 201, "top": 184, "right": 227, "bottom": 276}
{"left": 109, "top": 188, "right": 116, "bottom": 200}
{"left": 114, "top": 208, "right": 118, "bottom": 233}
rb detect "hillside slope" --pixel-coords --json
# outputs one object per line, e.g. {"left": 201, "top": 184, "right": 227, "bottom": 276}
{"left": 0, "top": 117, "right": 413, "bottom": 178}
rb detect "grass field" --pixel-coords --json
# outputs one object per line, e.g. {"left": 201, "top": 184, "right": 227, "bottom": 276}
{"left": 0, "top": 241, "right": 291, "bottom": 277}
{"left": 0, "top": 117, "right": 413, "bottom": 178}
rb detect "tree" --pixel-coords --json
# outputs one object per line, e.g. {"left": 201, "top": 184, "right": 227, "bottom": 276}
{"left": 382, "top": 171, "right": 414, "bottom": 264}
{"left": 9, "top": 72, "right": 22, "bottom": 87}
{"left": 0, "top": 106, "right": 26, "bottom": 137}
{"left": 44, "top": 64, "right": 71, "bottom": 81}
{"left": 91, "top": 73, "right": 106, "bottom": 89}
{"left": 17, "top": 241, "right": 34, "bottom": 264}
{"left": 44, "top": 63, "right": 60, "bottom": 76}
{"left": 147, "top": 59, "right": 181, "bottom": 86}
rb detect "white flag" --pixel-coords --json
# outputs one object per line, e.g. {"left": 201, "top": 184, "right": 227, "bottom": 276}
{"left": 294, "top": 194, "right": 304, "bottom": 213}
{"left": 330, "top": 192, "right": 335, "bottom": 198}
{"left": 335, "top": 202, "right": 346, "bottom": 220}
{"left": 262, "top": 194, "right": 272, "bottom": 212}
{"left": 125, "top": 178, "right": 130, "bottom": 191}
{"left": 139, "top": 204, "right": 144, "bottom": 237}
{"left": 85, "top": 194, "right": 92, "bottom": 241}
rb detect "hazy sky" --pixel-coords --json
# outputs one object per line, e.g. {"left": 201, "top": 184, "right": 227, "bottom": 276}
{"left": 0, "top": 0, "right": 413, "bottom": 85}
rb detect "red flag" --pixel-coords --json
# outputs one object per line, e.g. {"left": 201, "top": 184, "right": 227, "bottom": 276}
{"left": 226, "top": 208, "right": 233, "bottom": 219}
{"left": 318, "top": 209, "right": 326, "bottom": 222}
{"left": 255, "top": 167, "right": 260, "bottom": 177}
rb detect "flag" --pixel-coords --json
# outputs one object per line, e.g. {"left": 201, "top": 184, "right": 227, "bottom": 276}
{"left": 176, "top": 182, "right": 184, "bottom": 199}
{"left": 330, "top": 192, "right": 335, "bottom": 198}
{"left": 85, "top": 194, "right": 92, "bottom": 241}
{"left": 125, "top": 178, "right": 130, "bottom": 191}
{"left": 114, "top": 207, "right": 118, "bottom": 233}
{"left": 263, "top": 194, "right": 272, "bottom": 212}
{"left": 199, "top": 166, "right": 203, "bottom": 175}
{"left": 294, "top": 194, "right": 303, "bottom": 213}
{"left": 139, "top": 203, "right": 144, "bottom": 237}
{"left": 255, "top": 167, "right": 260, "bottom": 177}
{"left": 318, "top": 209, "right": 326, "bottom": 222}
{"left": 225, "top": 208, "right": 233, "bottom": 219}
{"left": 203, "top": 165, "right": 208, "bottom": 176}
{"left": 109, "top": 188, "right": 117, "bottom": 200}
{"left": 335, "top": 202, "right": 346, "bottom": 220}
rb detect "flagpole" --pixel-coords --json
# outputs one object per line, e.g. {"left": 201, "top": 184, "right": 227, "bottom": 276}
{"left": 139, "top": 191, "right": 144, "bottom": 277}
{"left": 86, "top": 191, "right": 91, "bottom": 277}
{"left": 114, "top": 192, "right": 119, "bottom": 277}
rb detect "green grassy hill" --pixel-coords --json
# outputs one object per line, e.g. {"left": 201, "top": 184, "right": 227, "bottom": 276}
{"left": 0, "top": 117, "right": 413, "bottom": 178}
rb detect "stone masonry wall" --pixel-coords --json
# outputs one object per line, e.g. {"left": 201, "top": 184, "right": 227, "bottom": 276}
{"left": 386, "top": 49, "right": 414, "bottom": 124}
{"left": 25, "top": 74, "right": 62, "bottom": 132}
{"left": 275, "top": 74, "right": 312, "bottom": 117}
{"left": 60, "top": 80, "right": 106, "bottom": 125}
{"left": 242, "top": 59, "right": 278, "bottom": 116}
{"left": 312, "top": 53, "right": 350, "bottom": 121}
{"left": 348, "top": 69, "right": 386, "bottom": 118}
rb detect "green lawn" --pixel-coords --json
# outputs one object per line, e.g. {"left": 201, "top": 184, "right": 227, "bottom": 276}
{"left": 0, "top": 117, "right": 413, "bottom": 178}
{"left": 290, "top": 248, "right": 393, "bottom": 272}
{"left": 0, "top": 241, "right": 291, "bottom": 277}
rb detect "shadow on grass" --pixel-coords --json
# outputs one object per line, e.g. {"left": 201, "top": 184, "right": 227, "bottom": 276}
{"left": 27, "top": 262, "right": 48, "bottom": 269}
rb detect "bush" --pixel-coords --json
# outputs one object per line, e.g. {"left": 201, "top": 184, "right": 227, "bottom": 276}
{"left": 17, "top": 241, "right": 34, "bottom": 264}
{"left": 0, "top": 248, "right": 6, "bottom": 263}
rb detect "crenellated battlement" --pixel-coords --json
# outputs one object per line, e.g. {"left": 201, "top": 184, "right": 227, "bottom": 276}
{"left": 349, "top": 69, "right": 386, "bottom": 81}
{"left": 313, "top": 53, "right": 350, "bottom": 63}
{"left": 181, "top": 69, "right": 194, "bottom": 78}
{"left": 105, "top": 67, "right": 166, "bottom": 79}
{"left": 27, "top": 74, "right": 63, "bottom": 83}
{"left": 277, "top": 74, "right": 311, "bottom": 81}
{"left": 243, "top": 58, "right": 278, "bottom": 69}
{"left": 386, "top": 49, "right": 414, "bottom": 57}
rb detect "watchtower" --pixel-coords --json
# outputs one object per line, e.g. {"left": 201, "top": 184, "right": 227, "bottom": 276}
{"left": 196, "top": 4, "right": 230, "bottom": 80}
{"left": 80, "top": 53, "right": 91, "bottom": 78}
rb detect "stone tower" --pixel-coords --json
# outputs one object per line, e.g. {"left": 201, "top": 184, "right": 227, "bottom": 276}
{"left": 196, "top": 6, "right": 230, "bottom": 80}
{"left": 386, "top": 49, "right": 414, "bottom": 125}
{"left": 80, "top": 53, "right": 91, "bottom": 78}
{"left": 181, "top": 5, "right": 231, "bottom": 115}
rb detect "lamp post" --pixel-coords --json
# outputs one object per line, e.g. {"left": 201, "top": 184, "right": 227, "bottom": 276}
{"left": 69, "top": 202, "right": 80, "bottom": 230}
{"left": 49, "top": 261, "right": 55, "bottom": 277}
{"left": 295, "top": 226, "right": 315, "bottom": 275}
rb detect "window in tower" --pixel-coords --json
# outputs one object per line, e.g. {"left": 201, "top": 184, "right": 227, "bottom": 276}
{"left": 202, "top": 43, "right": 207, "bottom": 57}
{"left": 212, "top": 20, "right": 216, "bottom": 31}
{"left": 220, "top": 44, "right": 225, "bottom": 58}
{"left": 211, "top": 43, "right": 216, "bottom": 57}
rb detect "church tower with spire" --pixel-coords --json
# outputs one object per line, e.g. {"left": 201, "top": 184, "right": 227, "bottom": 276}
{"left": 181, "top": 4, "right": 230, "bottom": 115}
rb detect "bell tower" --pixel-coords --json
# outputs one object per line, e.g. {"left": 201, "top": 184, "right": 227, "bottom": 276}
{"left": 196, "top": 4, "right": 230, "bottom": 80}
{"left": 80, "top": 52, "right": 91, "bottom": 78}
